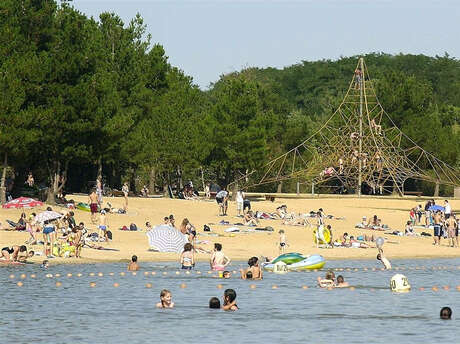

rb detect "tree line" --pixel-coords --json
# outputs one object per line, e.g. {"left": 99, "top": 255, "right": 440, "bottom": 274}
{"left": 1, "top": 1, "right": 459, "bottom": 202}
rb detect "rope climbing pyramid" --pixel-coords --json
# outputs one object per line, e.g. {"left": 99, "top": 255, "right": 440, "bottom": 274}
{"left": 238, "top": 58, "right": 460, "bottom": 195}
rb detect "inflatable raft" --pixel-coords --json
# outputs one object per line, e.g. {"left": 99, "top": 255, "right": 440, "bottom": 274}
{"left": 76, "top": 202, "right": 100, "bottom": 212}
{"left": 263, "top": 253, "right": 325, "bottom": 271}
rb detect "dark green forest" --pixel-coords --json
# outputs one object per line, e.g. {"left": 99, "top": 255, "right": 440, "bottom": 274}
{"left": 1, "top": 0, "right": 459, "bottom": 202}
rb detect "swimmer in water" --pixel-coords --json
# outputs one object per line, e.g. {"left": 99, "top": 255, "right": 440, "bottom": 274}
{"left": 156, "top": 289, "right": 174, "bottom": 308}
{"left": 41, "top": 260, "right": 49, "bottom": 268}
{"left": 222, "top": 289, "right": 238, "bottom": 311}
{"left": 335, "top": 275, "right": 349, "bottom": 288}
{"left": 222, "top": 271, "right": 231, "bottom": 279}
{"left": 128, "top": 255, "right": 139, "bottom": 271}
{"left": 209, "top": 297, "right": 221, "bottom": 309}
{"left": 440, "top": 306, "right": 452, "bottom": 320}
{"left": 317, "top": 270, "right": 335, "bottom": 288}
{"left": 240, "top": 256, "right": 263, "bottom": 280}
{"left": 377, "top": 248, "right": 391, "bottom": 270}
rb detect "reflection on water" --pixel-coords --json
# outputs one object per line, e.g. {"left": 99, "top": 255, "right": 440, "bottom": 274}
{"left": 1, "top": 258, "right": 459, "bottom": 344}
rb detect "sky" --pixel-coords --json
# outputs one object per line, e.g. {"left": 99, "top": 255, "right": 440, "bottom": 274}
{"left": 71, "top": 0, "right": 460, "bottom": 89}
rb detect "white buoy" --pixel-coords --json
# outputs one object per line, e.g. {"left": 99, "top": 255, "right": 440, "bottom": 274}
{"left": 273, "top": 261, "right": 288, "bottom": 274}
{"left": 390, "top": 274, "right": 411, "bottom": 292}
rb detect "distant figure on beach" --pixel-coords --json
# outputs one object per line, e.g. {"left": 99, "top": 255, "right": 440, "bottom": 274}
{"left": 89, "top": 189, "right": 98, "bottom": 224}
{"left": 98, "top": 210, "right": 109, "bottom": 241}
{"left": 444, "top": 200, "right": 451, "bottom": 219}
{"left": 215, "top": 189, "right": 229, "bottom": 216}
{"left": 446, "top": 215, "right": 458, "bottom": 247}
{"left": 169, "top": 214, "right": 176, "bottom": 228}
{"left": 205, "top": 183, "right": 211, "bottom": 199}
{"left": 122, "top": 182, "right": 129, "bottom": 211}
{"left": 222, "top": 289, "right": 238, "bottom": 311}
{"left": 96, "top": 176, "right": 103, "bottom": 206}
{"left": 433, "top": 211, "right": 443, "bottom": 245}
{"left": 279, "top": 229, "right": 287, "bottom": 254}
{"left": 26, "top": 172, "right": 34, "bottom": 187}
{"left": 141, "top": 185, "right": 149, "bottom": 197}
{"left": 377, "top": 248, "right": 391, "bottom": 270}
{"left": 156, "top": 289, "right": 174, "bottom": 309}
{"left": 210, "top": 243, "right": 230, "bottom": 271}
{"left": 128, "top": 255, "right": 139, "bottom": 271}
{"left": 236, "top": 190, "right": 244, "bottom": 217}
{"left": 440, "top": 307, "right": 452, "bottom": 320}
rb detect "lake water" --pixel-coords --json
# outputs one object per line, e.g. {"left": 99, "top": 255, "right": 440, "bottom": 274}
{"left": 1, "top": 258, "right": 459, "bottom": 343}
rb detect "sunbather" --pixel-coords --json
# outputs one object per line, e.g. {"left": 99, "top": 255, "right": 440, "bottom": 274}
{"left": 244, "top": 211, "right": 259, "bottom": 226}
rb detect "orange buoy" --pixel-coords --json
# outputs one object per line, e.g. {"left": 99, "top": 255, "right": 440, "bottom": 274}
{"left": 55, "top": 273, "right": 61, "bottom": 278}
{"left": 250, "top": 284, "right": 256, "bottom": 289}
{"left": 272, "top": 285, "right": 278, "bottom": 289}
{"left": 30, "top": 274, "right": 36, "bottom": 278}
{"left": 180, "top": 283, "right": 187, "bottom": 289}
{"left": 98, "top": 273, "right": 103, "bottom": 277}
{"left": 456, "top": 285, "right": 460, "bottom": 291}
{"left": 55, "top": 282, "right": 62, "bottom": 287}
{"left": 217, "top": 284, "right": 223, "bottom": 289}
{"left": 90, "top": 282, "right": 96, "bottom": 288}
{"left": 196, "top": 271, "right": 201, "bottom": 274}
{"left": 302, "top": 285, "right": 309, "bottom": 290}
{"left": 17, "top": 281, "right": 23, "bottom": 287}
{"left": 109, "top": 272, "right": 114, "bottom": 276}
{"left": 67, "top": 273, "right": 72, "bottom": 277}
{"left": 20, "top": 274, "right": 26, "bottom": 279}
{"left": 145, "top": 283, "right": 152, "bottom": 288}
{"left": 113, "top": 283, "right": 119, "bottom": 287}
{"left": 443, "top": 286, "right": 449, "bottom": 291}
{"left": 349, "top": 286, "right": 355, "bottom": 291}
{"left": 432, "top": 286, "right": 439, "bottom": 292}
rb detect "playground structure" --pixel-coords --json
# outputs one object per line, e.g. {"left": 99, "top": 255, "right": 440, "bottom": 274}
{"left": 234, "top": 58, "right": 460, "bottom": 196}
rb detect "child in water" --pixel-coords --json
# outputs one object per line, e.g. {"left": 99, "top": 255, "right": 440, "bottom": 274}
{"left": 317, "top": 270, "right": 335, "bottom": 288}
{"left": 335, "top": 275, "right": 349, "bottom": 288}
{"left": 279, "top": 230, "right": 287, "bottom": 254}
{"left": 156, "top": 289, "right": 174, "bottom": 308}
{"left": 222, "top": 271, "right": 231, "bottom": 279}
{"left": 222, "top": 289, "right": 238, "bottom": 311}
{"left": 209, "top": 297, "right": 221, "bottom": 309}
{"left": 180, "top": 243, "right": 194, "bottom": 270}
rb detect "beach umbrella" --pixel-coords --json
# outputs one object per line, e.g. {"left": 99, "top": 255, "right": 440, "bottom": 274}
{"left": 34, "top": 211, "right": 63, "bottom": 224}
{"left": 428, "top": 205, "right": 445, "bottom": 212}
{"left": 2, "top": 197, "right": 44, "bottom": 209}
{"left": 146, "top": 225, "right": 189, "bottom": 253}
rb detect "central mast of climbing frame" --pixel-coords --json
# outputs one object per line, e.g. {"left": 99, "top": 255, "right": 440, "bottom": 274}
{"left": 358, "top": 57, "right": 364, "bottom": 197}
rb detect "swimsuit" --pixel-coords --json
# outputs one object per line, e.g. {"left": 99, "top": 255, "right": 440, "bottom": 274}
{"left": 2, "top": 247, "right": 14, "bottom": 254}
{"left": 212, "top": 264, "right": 225, "bottom": 271}
{"left": 181, "top": 265, "right": 193, "bottom": 270}
{"left": 99, "top": 225, "right": 107, "bottom": 231}
{"left": 90, "top": 203, "right": 98, "bottom": 214}
{"left": 280, "top": 242, "right": 286, "bottom": 247}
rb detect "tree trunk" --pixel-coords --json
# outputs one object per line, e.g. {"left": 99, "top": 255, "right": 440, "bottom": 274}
{"left": 177, "top": 166, "right": 183, "bottom": 190}
{"left": 277, "top": 181, "right": 283, "bottom": 193}
{"left": 97, "top": 156, "right": 102, "bottom": 180}
{"left": 434, "top": 181, "right": 440, "bottom": 197}
{"left": 46, "top": 161, "right": 61, "bottom": 204}
{"left": 231, "top": 182, "right": 238, "bottom": 201}
{"left": 149, "top": 166, "right": 156, "bottom": 194}
{"left": 200, "top": 166, "right": 205, "bottom": 192}
{"left": 0, "top": 152, "right": 8, "bottom": 204}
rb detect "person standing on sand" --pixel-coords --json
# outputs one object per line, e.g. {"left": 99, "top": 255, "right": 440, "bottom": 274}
{"left": 433, "top": 211, "right": 442, "bottom": 245}
{"left": 98, "top": 210, "right": 109, "bottom": 242}
{"left": 446, "top": 215, "right": 458, "bottom": 247}
{"left": 215, "top": 189, "right": 229, "bottom": 216}
{"left": 96, "top": 176, "right": 103, "bottom": 206}
{"left": 122, "top": 182, "right": 129, "bottom": 211}
{"left": 89, "top": 189, "right": 98, "bottom": 224}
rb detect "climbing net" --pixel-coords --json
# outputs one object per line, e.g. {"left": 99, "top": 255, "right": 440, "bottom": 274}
{"left": 236, "top": 58, "right": 460, "bottom": 194}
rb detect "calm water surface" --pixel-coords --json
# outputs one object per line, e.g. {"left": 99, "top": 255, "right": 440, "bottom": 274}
{"left": 1, "top": 258, "right": 459, "bottom": 343}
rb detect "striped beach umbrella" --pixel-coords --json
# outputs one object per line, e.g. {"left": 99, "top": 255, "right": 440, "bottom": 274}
{"left": 2, "top": 197, "right": 44, "bottom": 209}
{"left": 146, "top": 225, "right": 189, "bottom": 253}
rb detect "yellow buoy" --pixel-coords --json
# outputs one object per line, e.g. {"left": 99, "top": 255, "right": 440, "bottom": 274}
{"left": 55, "top": 273, "right": 61, "bottom": 278}
{"left": 120, "top": 272, "right": 125, "bottom": 276}
{"left": 109, "top": 272, "right": 114, "bottom": 276}
{"left": 98, "top": 273, "right": 103, "bottom": 277}
{"left": 30, "top": 274, "right": 36, "bottom": 278}
{"left": 151, "top": 271, "right": 156, "bottom": 275}
{"left": 175, "top": 271, "right": 180, "bottom": 275}
{"left": 20, "top": 274, "right": 26, "bottom": 279}
{"left": 89, "top": 272, "right": 95, "bottom": 276}
{"left": 144, "top": 272, "right": 150, "bottom": 276}
{"left": 132, "top": 272, "right": 137, "bottom": 276}
{"left": 67, "top": 273, "right": 72, "bottom": 277}
{"left": 185, "top": 271, "right": 191, "bottom": 275}
{"left": 9, "top": 274, "right": 15, "bottom": 279}
{"left": 302, "top": 285, "right": 309, "bottom": 290}
{"left": 46, "top": 274, "right": 53, "bottom": 278}
{"left": 77, "top": 273, "right": 82, "bottom": 277}
{"left": 272, "top": 285, "right": 278, "bottom": 289}
{"left": 162, "top": 272, "right": 167, "bottom": 275}
{"left": 90, "top": 282, "right": 96, "bottom": 288}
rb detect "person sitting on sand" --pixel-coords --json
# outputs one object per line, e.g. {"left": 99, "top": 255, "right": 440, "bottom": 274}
{"left": 222, "top": 289, "right": 238, "bottom": 311}
{"left": 169, "top": 214, "right": 176, "bottom": 228}
{"left": 273, "top": 205, "right": 288, "bottom": 219}
{"left": 317, "top": 270, "right": 335, "bottom": 288}
{"left": 128, "top": 255, "right": 139, "bottom": 271}
{"left": 210, "top": 243, "right": 231, "bottom": 271}
{"left": 156, "top": 289, "right": 174, "bottom": 309}
{"left": 405, "top": 221, "right": 416, "bottom": 236}
{"left": 209, "top": 297, "right": 221, "bottom": 309}
{"left": 163, "top": 217, "right": 170, "bottom": 226}
{"left": 243, "top": 211, "right": 259, "bottom": 226}
{"left": 240, "top": 256, "right": 263, "bottom": 280}
{"left": 367, "top": 215, "right": 380, "bottom": 228}
{"left": 180, "top": 243, "right": 194, "bottom": 270}
{"left": 335, "top": 275, "right": 349, "bottom": 288}
{"left": 377, "top": 248, "right": 391, "bottom": 270}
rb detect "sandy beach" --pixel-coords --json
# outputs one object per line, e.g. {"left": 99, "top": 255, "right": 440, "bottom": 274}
{"left": 1, "top": 195, "right": 459, "bottom": 265}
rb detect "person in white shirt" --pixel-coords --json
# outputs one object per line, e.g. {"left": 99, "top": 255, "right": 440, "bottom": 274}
{"left": 444, "top": 200, "right": 452, "bottom": 219}
{"left": 236, "top": 190, "right": 244, "bottom": 217}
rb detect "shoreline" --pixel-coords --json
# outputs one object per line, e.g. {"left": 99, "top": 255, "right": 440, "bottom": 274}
{"left": 1, "top": 195, "right": 460, "bottom": 266}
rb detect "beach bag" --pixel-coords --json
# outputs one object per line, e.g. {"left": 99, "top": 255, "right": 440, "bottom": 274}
{"left": 129, "top": 223, "right": 137, "bottom": 231}
{"left": 121, "top": 226, "right": 128, "bottom": 231}
{"left": 203, "top": 224, "right": 211, "bottom": 232}
{"left": 107, "top": 231, "right": 113, "bottom": 240}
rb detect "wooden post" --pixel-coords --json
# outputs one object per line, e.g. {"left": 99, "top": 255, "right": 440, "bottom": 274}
{"left": 296, "top": 181, "right": 300, "bottom": 195}
{"left": 454, "top": 187, "right": 460, "bottom": 199}
{"left": 311, "top": 182, "right": 315, "bottom": 195}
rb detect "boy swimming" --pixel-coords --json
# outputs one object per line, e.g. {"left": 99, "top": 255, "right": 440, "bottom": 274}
{"left": 156, "top": 289, "right": 174, "bottom": 308}
{"left": 128, "top": 255, "right": 140, "bottom": 271}
{"left": 209, "top": 297, "right": 221, "bottom": 309}
{"left": 335, "top": 275, "right": 349, "bottom": 288}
